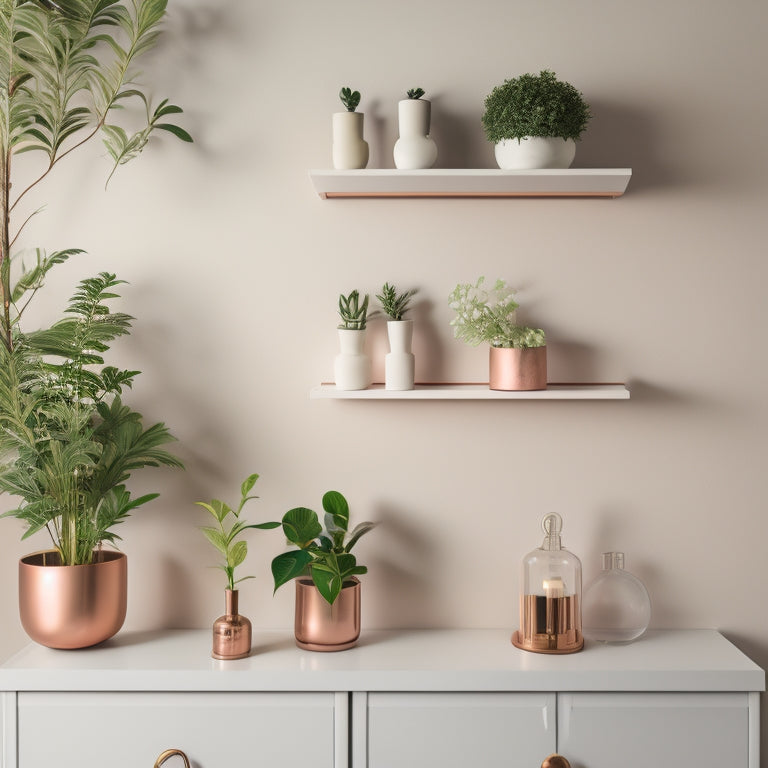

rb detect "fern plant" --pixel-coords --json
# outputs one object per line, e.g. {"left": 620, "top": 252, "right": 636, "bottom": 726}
{"left": 376, "top": 282, "right": 417, "bottom": 321}
{"left": 269, "top": 490, "right": 375, "bottom": 605}
{"left": 449, "top": 277, "right": 546, "bottom": 349}
{"left": 196, "top": 473, "right": 280, "bottom": 592}
{"left": 0, "top": 0, "right": 191, "bottom": 565}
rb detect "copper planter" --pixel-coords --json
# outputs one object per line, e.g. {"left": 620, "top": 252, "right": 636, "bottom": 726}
{"left": 294, "top": 577, "right": 360, "bottom": 651}
{"left": 212, "top": 589, "right": 252, "bottom": 660}
{"left": 19, "top": 550, "right": 127, "bottom": 649}
{"left": 489, "top": 345, "right": 547, "bottom": 391}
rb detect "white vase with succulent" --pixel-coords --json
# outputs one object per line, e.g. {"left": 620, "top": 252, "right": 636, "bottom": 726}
{"left": 334, "top": 290, "right": 372, "bottom": 390}
{"left": 449, "top": 277, "right": 547, "bottom": 391}
{"left": 0, "top": 0, "right": 191, "bottom": 649}
{"left": 377, "top": 282, "right": 418, "bottom": 391}
{"left": 333, "top": 87, "right": 369, "bottom": 170}
{"left": 393, "top": 88, "right": 438, "bottom": 170}
{"left": 482, "top": 70, "right": 591, "bottom": 170}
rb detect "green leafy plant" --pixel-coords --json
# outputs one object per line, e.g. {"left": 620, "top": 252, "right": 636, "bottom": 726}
{"left": 339, "top": 86, "right": 361, "bottom": 112}
{"left": 0, "top": 273, "right": 184, "bottom": 565}
{"left": 338, "top": 290, "right": 370, "bottom": 330}
{"left": 0, "top": 0, "right": 191, "bottom": 566}
{"left": 196, "top": 473, "right": 280, "bottom": 592}
{"left": 270, "top": 490, "right": 375, "bottom": 605}
{"left": 406, "top": 87, "right": 425, "bottom": 100}
{"left": 449, "top": 277, "right": 545, "bottom": 349}
{"left": 481, "top": 70, "right": 591, "bottom": 143}
{"left": 376, "top": 282, "right": 417, "bottom": 321}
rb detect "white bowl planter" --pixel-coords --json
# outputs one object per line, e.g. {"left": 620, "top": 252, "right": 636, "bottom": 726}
{"left": 494, "top": 137, "right": 576, "bottom": 170}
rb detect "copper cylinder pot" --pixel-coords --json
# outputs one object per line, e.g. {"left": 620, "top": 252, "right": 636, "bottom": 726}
{"left": 489, "top": 345, "right": 547, "bottom": 391}
{"left": 294, "top": 577, "right": 360, "bottom": 652}
{"left": 212, "top": 589, "right": 252, "bottom": 660}
{"left": 19, "top": 549, "right": 127, "bottom": 649}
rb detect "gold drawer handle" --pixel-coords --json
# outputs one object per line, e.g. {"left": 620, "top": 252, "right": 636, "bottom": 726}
{"left": 542, "top": 755, "right": 571, "bottom": 768}
{"left": 154, "top": 748, "right": 191, "bottom": 768}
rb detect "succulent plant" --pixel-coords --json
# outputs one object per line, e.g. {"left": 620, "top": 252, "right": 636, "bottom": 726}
{"left": 406, "top": 87, "right": 425, "bottom": 100}
{"left": 377, "top": 282, "right": 417, "bottom": 321}
{"left": 339, "top": 87, "right": 361, "bottom": 112}
{"left": 337, "top": 290, "right": 371, "bottom": 330}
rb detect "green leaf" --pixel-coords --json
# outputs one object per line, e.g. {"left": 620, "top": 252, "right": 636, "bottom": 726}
{"left": 271, "top": 550, "right": 313, "bottom": 592}
{"left": 345, "top": 521, "right": 377, "bottom": 552}
{"left": 228, "top": 540, "right": 247, "bottom": 569}
{"left": 322, "top": 490, "right": 349, "bottom": 531}
{"left": 281, "top": 507, "right": 322, "bottom": 547}
{"left": 240, "top": 473, "right": 259, "bottom": 498}
{"left": 155, "top": 123, "right": 193, "bottom": 142}
{"left": 311, "top": 564, "right": 342, "bottom": 605}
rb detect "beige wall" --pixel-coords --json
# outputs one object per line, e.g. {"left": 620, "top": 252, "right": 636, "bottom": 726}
{"left": 2, "top": 0, "right": 767, "bottom": 754}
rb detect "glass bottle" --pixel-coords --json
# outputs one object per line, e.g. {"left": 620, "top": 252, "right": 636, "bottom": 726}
{"left": 512, "top": 513, "right": 584, "bottom": 654}
{"left": 583, "top": 552, "right": 651, "bottom": 643}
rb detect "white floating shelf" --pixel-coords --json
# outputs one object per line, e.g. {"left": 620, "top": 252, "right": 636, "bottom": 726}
{"left": 310, "top": 383, "right": 630, "bottom": 400}
{"left": 309, "top": 169, "right": 632, "bottom": 199}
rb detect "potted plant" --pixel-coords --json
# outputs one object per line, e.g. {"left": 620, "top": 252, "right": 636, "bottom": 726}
{"left": 449, "top": 277, "right": 547, "bottom": 391}
{"left": 482, "top": 70, "right": 591, "bottom": 169}
{"left": 332, "top": 86, "right": 369, "bottom": 170}
{"left": 0, "top": 0, "right": 191, "bottom": 649}
{"left": 393, "top": 87, "right": 437, "bottom": 170}
{"left": 196, "top": 473, "right": 279, "bottom": 659}
{"left": 377, "top": 282, "right": 418, "bottom": 390}
{"left": 334, "top": 289, "right": 373, "bottom": 391}
{"left": 269, "top": 490, "right": 375, "bottom": 651}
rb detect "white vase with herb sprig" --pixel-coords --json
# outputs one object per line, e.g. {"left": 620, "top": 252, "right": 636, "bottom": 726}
{"left": 377, "top": 282, "right": 418, "bottom": 390}
{"left": 334, "top": 290, "right": 372, "bottom": 390}
{"left": 449, "top": 277, "right": 547, "bottom": 391}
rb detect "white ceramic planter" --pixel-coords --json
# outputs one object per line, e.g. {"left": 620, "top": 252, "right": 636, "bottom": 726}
{"left": 385, "top": 320, "right": 415, "bottom": 390}
{"left": 332, "top": 112, "right": 369, "bottom": 170}
{"left": 334, "top": 329, "right": 371, "bottom": 390}
{"left": 393, "top": 99, "right": 437, "bottom": 170}
{"left": 494, "top": 137, "right": 576, "bottom": 170}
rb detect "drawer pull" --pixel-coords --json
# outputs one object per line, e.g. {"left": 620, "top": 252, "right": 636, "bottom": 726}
{"left": 154, "top": 748, "right": 191, "bottom": 768}
{"left": 541, "top": 755, "right": 571, "bottom": 768}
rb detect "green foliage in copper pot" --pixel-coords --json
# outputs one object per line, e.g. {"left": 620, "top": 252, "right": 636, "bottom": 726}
{"left": 339, "top": 86, "right": 361, "bottom": 112}
{"left": 270, "top": 491, "right": 376, "bottom": 605}
{"left": 196, "top": 473, "right": 280, "bottom": 592}
{"left": 449, "top": 277, "right": 545, "bottom": 349}
{"left": 482, "top": 70, "right": 591, "bottom": 143}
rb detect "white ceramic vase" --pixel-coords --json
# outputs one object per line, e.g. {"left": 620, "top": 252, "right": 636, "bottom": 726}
{"left": 332, "top": 112, "right": 369, "bottom": 170}
{"left": 334, "top": 329, "right": 371, "bottom": 391}
{"left": 494, "top": 137, "right": 576, "bottom": 170}
{"left": 385, "top": 320, "right": 415, "bottom": 391}
{"left": 393, "top": 99, "right": 437, "bottom": 170}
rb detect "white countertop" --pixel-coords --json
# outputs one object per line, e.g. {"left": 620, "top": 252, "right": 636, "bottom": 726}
{"left": 0, "top": 629, "right": 763, "bottom": 693}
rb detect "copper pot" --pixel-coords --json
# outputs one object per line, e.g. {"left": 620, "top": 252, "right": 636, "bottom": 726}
{"left": 294, "top": 577, "right": 360, "bottom": 651}
{"left": 212, "top": 589, "right": 252, "bottom": 660}
{"left": 18, "top": 550, "right": 127, "bottom": 649}
{"left": 489, "top": 345, "right": 547, "bottom": 391}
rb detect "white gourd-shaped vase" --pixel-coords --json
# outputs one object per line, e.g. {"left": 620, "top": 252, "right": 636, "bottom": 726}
{"left": 393, "top": 99, "right": 437, "bottom": 170}
{"left": 332, "top": 112, "right": 369, "bottom": 170}
{"left": 385, "top": 320, "right": 415, "bottom": 391}
{"left": 334, "top": 329, "right": 371, "bottom": 391}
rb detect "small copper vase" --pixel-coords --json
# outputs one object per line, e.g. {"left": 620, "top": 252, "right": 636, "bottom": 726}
{"left": 294, "top": 577, "right": 360, "bottom": 652}
{"left": 19, "top": 549, "right": 127, "bottom": 649}
{"left": 489, "top": 345, "right": 547, "bottom": 391}
{"left": 212, "top": 589, "right": 252, "bottom": 660}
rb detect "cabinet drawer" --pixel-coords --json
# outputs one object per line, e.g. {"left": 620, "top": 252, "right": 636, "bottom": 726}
{"left": 558, "top": 692, "right": 750, "bottom": 768}
{"left": 364, "top": 692, "right": 556, "bottom": 768}
{"left": 19, "top": 691, "right": 337, "bottom": 768}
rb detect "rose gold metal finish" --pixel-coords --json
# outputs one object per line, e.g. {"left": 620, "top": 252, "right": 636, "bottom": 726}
{"left": 154, "top": 748, "right": 191, "bottom": 768}
{"left": 212, "top": 589, "right": 252, "bottom": 660}
{"left": 511, "top": 594, "right": 584, "bottom": 654}
{"left": 18, "top": 549, "right": 127, "bottom": 649}
{"left": 294, "top": 577, "right": 360, "bottom": 651}
{"left": 541, "top": 754, "right": 571, "bottom": 768}
{"left": 489, "top": 345, "right": 547, "bottom": 391}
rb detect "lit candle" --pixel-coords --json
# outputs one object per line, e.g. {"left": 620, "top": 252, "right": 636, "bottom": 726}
{"left": 543, "top": 577, "right": 564, "bottom": 599}
{"left": 543, "top": 577, "right": 565, "bottom": 647}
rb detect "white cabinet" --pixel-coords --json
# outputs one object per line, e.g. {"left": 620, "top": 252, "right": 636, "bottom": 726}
{"left": 17, "top": 691, "right": 336, "bottom": 768}
{"left": 0, "top": 629, "right": 763, "bottom": 768}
